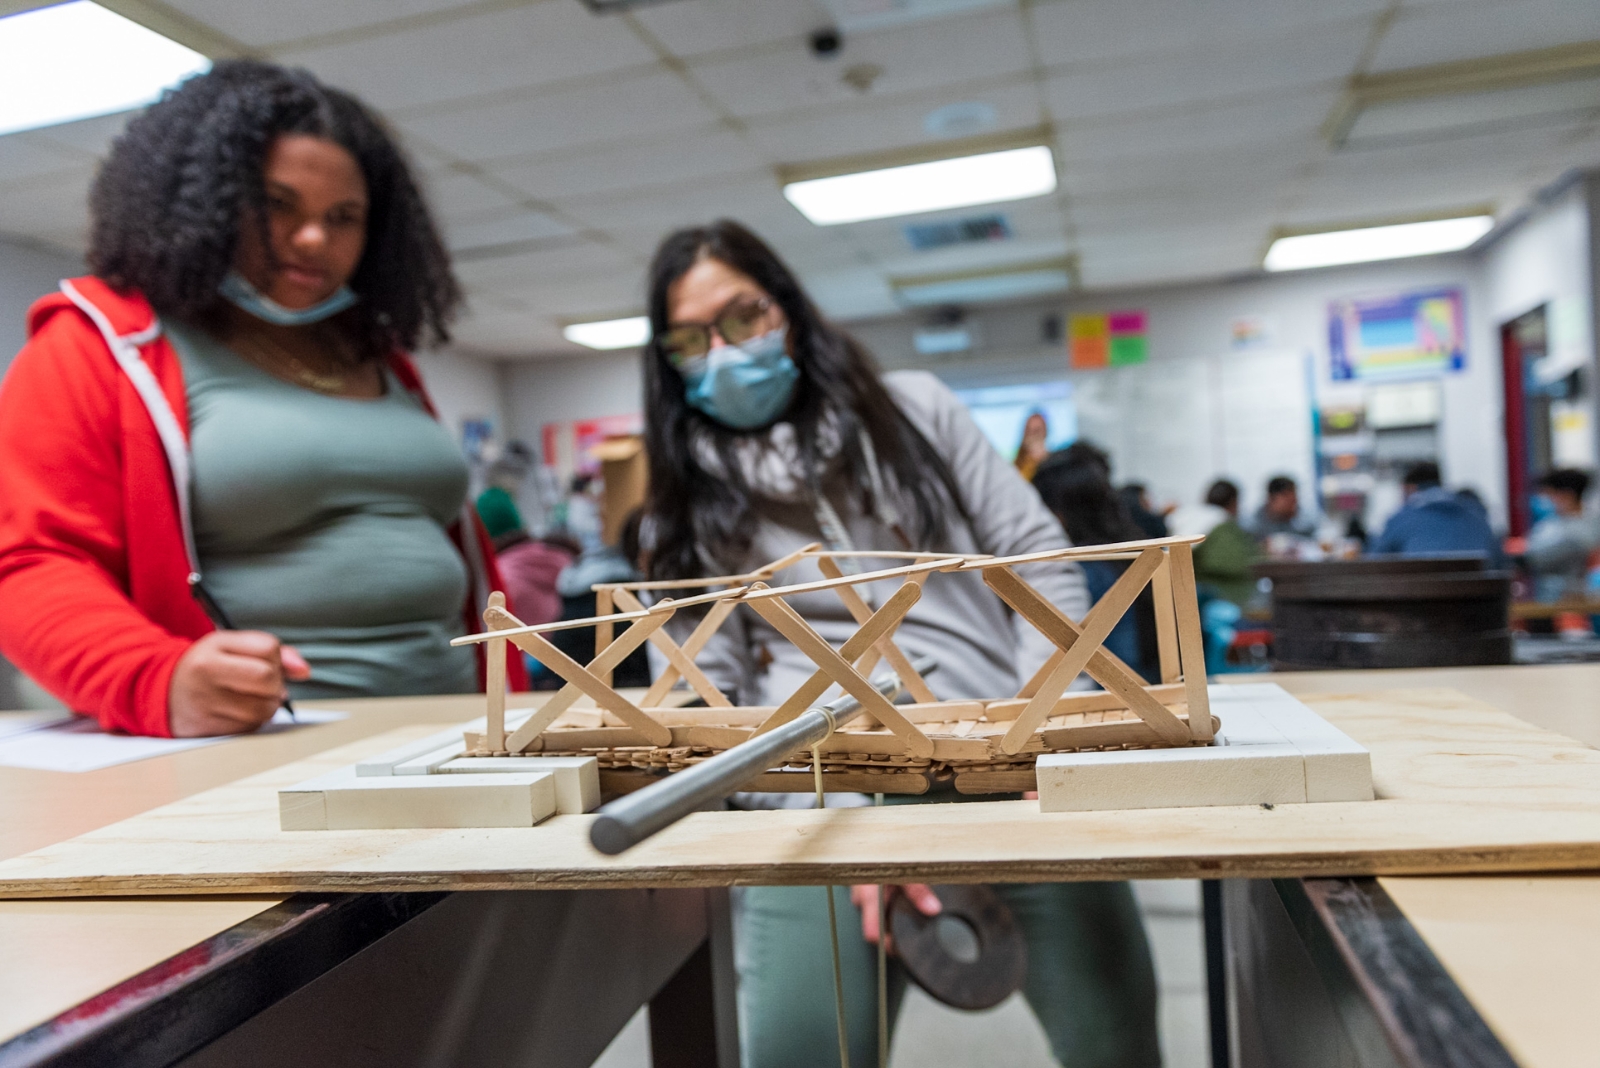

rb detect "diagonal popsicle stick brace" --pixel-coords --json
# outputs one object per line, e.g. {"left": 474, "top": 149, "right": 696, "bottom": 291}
{"left": 1165, "top": 542, "right": 1213, "bottom": 741}
{"left": 640, "top": 596, "right": 740, "bottom": 707}
{"left": 985, "top": 558, "right": 1192, "bottom": 752}
{"left": 610, "top": 587, "right": 733, "bottom": 708}
{"left": 746, "top": 581, "right": 935, "bottom": 758}
{"left": 815, "top": 555, "right": 938, "bottom": 704}
{"left": 487, "top": 604, "right": 674, "bottom": 749}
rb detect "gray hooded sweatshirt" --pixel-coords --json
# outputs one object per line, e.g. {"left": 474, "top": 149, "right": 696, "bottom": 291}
{"left": 662, "top": 371, "right": 1090, "bottom": 707}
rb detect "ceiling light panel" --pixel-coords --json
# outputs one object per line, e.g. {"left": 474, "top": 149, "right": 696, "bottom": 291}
{"left": 784, "top": 145, "right": 1056, "bottom": 226}
{"left": 563, "top": 316, "right": 651, "bottom": 350}
{"left": 0, "top": 2, "right": 209, "bottom": 138}
{"left": 895, "top": 267, "right": 1072, "bottom": 306}
{"left": 1264, "top": 216, "right": 1494, "bottom": 272}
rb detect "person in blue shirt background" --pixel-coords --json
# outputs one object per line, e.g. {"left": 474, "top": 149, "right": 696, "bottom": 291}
{"left": 1370, "top": 461, "right": 1504, "bottom": 565}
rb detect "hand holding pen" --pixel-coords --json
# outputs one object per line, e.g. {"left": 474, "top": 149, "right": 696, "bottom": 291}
{"left": 170, "top": 578, "right": 310, "bottom": 736}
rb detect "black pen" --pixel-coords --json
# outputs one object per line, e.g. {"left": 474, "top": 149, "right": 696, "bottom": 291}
{"left": 190, "top": 577, "right": 298, "bottom": 722}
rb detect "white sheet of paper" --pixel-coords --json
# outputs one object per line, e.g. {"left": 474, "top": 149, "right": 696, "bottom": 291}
{"left": 0, "top": 707, "right": 347, "bottom": 773}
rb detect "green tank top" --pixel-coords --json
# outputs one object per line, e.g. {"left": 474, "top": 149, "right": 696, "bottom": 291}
{"left": 168, "top": 322, "right": 477, "bottom": 699}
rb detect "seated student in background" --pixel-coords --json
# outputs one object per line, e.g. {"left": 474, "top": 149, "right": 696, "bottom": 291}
{"left": 1246, "top": 474, "right": 1317, "bottom": 544}
{"left": 476, "top": 487, "right": 574, "bottom": 627}
{"left": 1032, "top": 448, "right": 1160, "bottom": 681}
{"left": 636, "top": 219, "right": 1156, "bottom": 1068}
{"left": 1119, "top": 481, "right": 1170, "bottom": 539}
{"left": 1170, "top": 479, "right": 1258, "bottom": 605}
{"left": 1370, "top": 462, "right": 1502, "bottom": 563}
{"left": 0, "top": 61, "right": 524, "bottom": 738}
{"left": 1522, "top": 468, "right": 1600, "bottom": 601}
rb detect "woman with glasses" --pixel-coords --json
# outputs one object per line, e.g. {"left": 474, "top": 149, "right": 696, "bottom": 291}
{"left": 640, "top": 220, "right": 1160, "bottom": 1068}
{"left": 0, "top": 60, "right": 525, "bottom": 737}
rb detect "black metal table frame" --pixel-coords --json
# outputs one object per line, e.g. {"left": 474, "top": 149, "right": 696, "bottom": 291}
{"left": 0, "top": 889, "right": 729, "bottom": 1068}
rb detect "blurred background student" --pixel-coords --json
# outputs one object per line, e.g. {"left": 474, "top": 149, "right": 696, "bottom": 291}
{"left": 1370, "top": 462, "right": 1502, "bottom": 563}
{"left": 1521, "top": 468, "right": 1600, "bottom": 601}
{"left": 1013, "top": 409, "right": 1050, "bottom": 482}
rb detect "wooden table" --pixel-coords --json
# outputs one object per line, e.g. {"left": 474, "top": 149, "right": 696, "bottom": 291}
{"left": 3, "top": 668, "right": 1599, "bottom": 1068}
{"left": 0, "top": 692, "right": 737, "bottom": 1068}
{"left": 1239, "top": 667, "right": 1600, "bottom": 1068}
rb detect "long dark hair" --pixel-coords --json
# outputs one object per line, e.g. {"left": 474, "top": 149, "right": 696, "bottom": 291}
{"left": 87, "top": 59, "right": 459, "bottom": 360}
{"left": 642, "top": 220, "right": 966, "bottom": 579}
{"left": 1032, "top": 446, "right": 1143, "bottom": 547}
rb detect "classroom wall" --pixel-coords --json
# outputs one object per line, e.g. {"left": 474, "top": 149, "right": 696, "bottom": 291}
{"left": 408, "top": 349, "right": 510, "bottom": 446}
{"left": 0, "top": 237, "right": 80, "bottom": 376}
{"left": 1479, "top": 176, "right": 1596, "bottom": 468}
{"left": 853, "top": 253, "right": 1498, "bottom": 525}
{"left": 502, "top": 349, "right": 642, "bottom": 450}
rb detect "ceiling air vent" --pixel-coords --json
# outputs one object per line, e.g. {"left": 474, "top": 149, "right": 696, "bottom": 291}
{"left": 904, "top": 214, "right": 1012, "bottom": 251}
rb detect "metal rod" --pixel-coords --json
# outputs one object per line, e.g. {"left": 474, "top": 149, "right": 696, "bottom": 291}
{"left": 589, "top": 656, "right": 938, "bottom": 855}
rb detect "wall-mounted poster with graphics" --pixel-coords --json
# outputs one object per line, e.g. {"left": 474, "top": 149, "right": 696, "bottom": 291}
{"left": 1328, "top": 287, "right": 1466, "bottom": 381}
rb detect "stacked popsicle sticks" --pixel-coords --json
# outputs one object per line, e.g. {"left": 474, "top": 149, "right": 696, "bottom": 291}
{"left": 451, "top": 535, "right": 1218, "bottom": 795}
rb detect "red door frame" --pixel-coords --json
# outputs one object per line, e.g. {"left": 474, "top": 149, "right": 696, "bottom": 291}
{"left": 1500, "top": 321, "right": 1531, "bottom": 537}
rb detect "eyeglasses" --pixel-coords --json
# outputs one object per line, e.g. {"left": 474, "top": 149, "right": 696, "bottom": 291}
{"left": 659, "top": 296, "right": 777, "bottom": 367}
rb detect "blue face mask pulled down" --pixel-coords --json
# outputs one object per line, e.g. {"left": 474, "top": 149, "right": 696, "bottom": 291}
{"left": 680, "top": 326, "right": 798, "bottom": 430}
{"left": 1530, "top": 493, "right": 1557, "bottom": 524}
{"left": 219, "top": 270, "right": 359, "bottom": 326}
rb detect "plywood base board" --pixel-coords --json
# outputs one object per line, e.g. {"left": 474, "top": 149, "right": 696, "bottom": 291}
{"left": 8, "top": 688, "right": 1600, "bottom": 896}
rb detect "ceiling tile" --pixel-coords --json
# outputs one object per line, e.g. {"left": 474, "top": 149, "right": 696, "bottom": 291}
{"left": 1057, "top": 89, "right": 1339, "bottom": 162}
{"left": 162, "top": 0, "right": 488, "bottom": 50}
{"left": 0, "top": 134, "right": 86, "bottom": 185}
{"left": 688, "top": 7, "right": 1032, "bottom": 118}
{"left": 20, "top": 112, "right": 132, "bottom": 160}
{"left": 1371, "top": 0, "right": 1600, "bottom": 73}
{"left": 418, "top": 169, "right": 524, "bottom": 220}
{"left": 0, "top": 167, "right": 94, "bottom": 247}
{"left": 489, "top": 124, "right": 769, "bottom": 201}
{"left": 443, "top": 207, "right": 578, "bottom": 252}
{"left": 1042, "top": 22, "right": 1367, "bottom": 124}
{"left": 1029, "top": 0, "right": 1389, "bottom": 68}
{"left": 396, "top": 71, "right": 719, "bottom": 161}
{"left": 276, "top": 2, "right": 659, "bottom": 114}
{"left": 633, "top": 0, "right": 833, "bottom": 58}
{"left": 743, "top": 77, "right": 1043, "bottom": 160}
{"left": 551, "top": 171, "right": 809, "bottom": 246}
{"left": 801, "top": 264, "right": 902, "bottom": 320}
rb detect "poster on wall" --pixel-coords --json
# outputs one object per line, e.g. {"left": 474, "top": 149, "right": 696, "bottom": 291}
{"left": 1068, "top": 310, "right": 1147, "bottom": 369}
{"left": 541, "top": 413, "right": 643, "bottom": 481}
{"left": 1328, "top": 287, "right": 1466, "bottom": 381}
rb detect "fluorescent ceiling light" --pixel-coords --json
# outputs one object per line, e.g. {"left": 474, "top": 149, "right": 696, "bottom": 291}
{"left": 784, "top": 145, "right": 1056, "bottom": 226}
{"left": 563, "top": 316, "right": 650, "bottom": 350}
{"left": 1264, "top": 216, "right": 1494, "bottom": 272}
{"left": 0, "top": 2, "right": 210, "bottom": 138}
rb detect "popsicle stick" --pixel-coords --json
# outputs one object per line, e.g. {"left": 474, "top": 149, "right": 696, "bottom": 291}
{"left": 612, "top": 587, "right": 733, "bottom": 707}
{"left": 641, "top": 596, "right": 740, "bottom": 706}
{"left": 816, "top": 557, "right": 937, "bottom": 703}
{"left": 985, "top": 564, "right": 1191, "bottom": 748}
{"left": 1167, "top": 541, "right": 1214, "bottom": 742}
{"left": 484, "top": 592, "right": 510, "bottom": 754}
{"left": 488, "top": 605, "right": 673, "bottom": 748}
{"left": 1150, "top": 550, "right": 1181, "bottom": 685}
{"left": 750, "top": 541, "right": 824, "bottom": 579}
{"left": 993, "top": 549, "right": 1163, "bottom": 754}
{"left": 595, "top": 586, "right": 615, "bottom": 687}
{"left": 747, "top": 583, "right": 934, "bottom": 758}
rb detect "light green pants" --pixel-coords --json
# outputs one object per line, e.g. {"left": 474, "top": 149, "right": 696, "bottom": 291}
{"left": 732, "top": 878, "right": 1162, "bottom": 1068}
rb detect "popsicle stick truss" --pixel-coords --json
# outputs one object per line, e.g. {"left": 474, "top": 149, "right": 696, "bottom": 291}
{"left": 452, "top": 536, "right": 1214, "bottom": 793}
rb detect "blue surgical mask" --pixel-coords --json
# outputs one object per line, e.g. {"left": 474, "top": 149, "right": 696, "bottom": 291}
{"left": 1530, "top": 493, "right": 1556, "bottom": 523}
{"left": 219, "top": 270, "right": 358, "bottom": 326}
{"left": 680, "top": 326, "right": 798, "bottom": 430}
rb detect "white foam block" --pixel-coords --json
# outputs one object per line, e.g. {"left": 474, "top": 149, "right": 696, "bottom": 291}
{"left": 1037, "top": 744, "right": 1308, "bottom": 812}
{"left": 393, "top": 743, "right": 469, "bottom": 776}
{"left": 438, "top": 756, "right": 600, "bottom": 814}
{"left": 280, "top": 771, "right": 556, "bottom": 830}
{"left": 353, "top": 708, "right": 537, "bottom": 777}
{"left": 1237, "top": 684, "right": 1374, "bottom": 802}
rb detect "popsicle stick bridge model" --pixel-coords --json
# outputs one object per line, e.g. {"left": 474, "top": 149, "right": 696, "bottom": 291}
{"left": 278, "top": 535, "right": 1373, "bottom": 832}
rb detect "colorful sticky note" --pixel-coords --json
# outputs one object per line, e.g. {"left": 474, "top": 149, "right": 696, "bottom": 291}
{"left": 1108, "top": 311, "right": 1146, "bottom": 336}
{"left": 1068, "top": 313, "right": 1109, "bottom": 368}
{"left": 1109, "top": 335, "right": 1147, "bottom": 366}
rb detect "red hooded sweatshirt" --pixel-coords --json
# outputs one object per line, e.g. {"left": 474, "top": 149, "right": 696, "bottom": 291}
{"left": 0, "top": 276, "right": 526, "bottom": 736}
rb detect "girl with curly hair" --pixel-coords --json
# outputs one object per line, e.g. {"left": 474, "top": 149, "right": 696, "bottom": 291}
{"left": 0, "top": 60, "right": 524, "bottom": 738}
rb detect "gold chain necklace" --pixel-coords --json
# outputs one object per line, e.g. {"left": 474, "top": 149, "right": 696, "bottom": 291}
{"left": 232, "top": 327, "right": 353, "bottom": 395}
